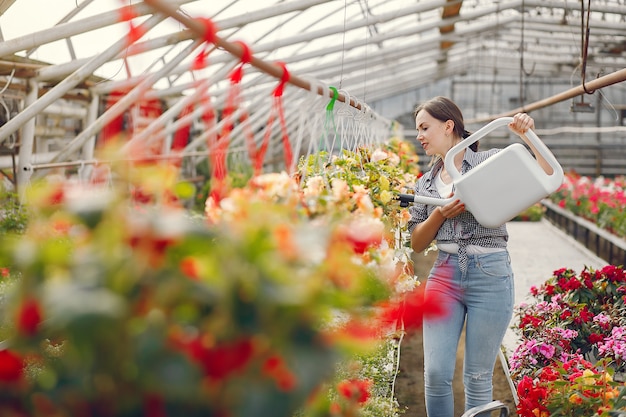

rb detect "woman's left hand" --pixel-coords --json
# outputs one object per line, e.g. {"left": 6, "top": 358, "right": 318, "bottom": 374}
{"left": 508, "top": 113, "right": 534, "bottom": 136}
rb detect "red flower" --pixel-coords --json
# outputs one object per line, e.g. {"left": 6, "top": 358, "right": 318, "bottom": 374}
{"left": 539, "top": 365, "right": 561, "bottom": 382}
{"left": 0, "top": 267, "right": 9, "bottom": 278}
{"left": 337, "top": 379, "right": 372, "bottom": 404}
{"left": 143, "top": 393, "right": 166, "bottom": 417}
{"left": 47, "top": 186, "right": 65, "bottom": 206}
{"left": 17, "top": 298, "right": 43, "bottom": 337}
{"left": 0, "top": 350, "right": 24, "bottom": 382}
{"left": 578, "top": 306, "right": 594, "bottom": 323}
{"left": 262, "top": 355, "right": 298, "bottom": 392}
{"left": 601, "top": 265, "right": 626, "bottom": 283}
{"left": 176, "top": 335, "right": 254, "bottom": 380}
{"left": 377, "top": 285, "right": 448, "bottom": 332}
{"left": 520, "top": 314, "right": 543, "bottom": 328}
{"left": 543, "top": 284, "right": 556, "bottom": 296}
{"left": 588, "top": 333, "right": 604, "bottom": 344}
{"left": 336, "top": 218, "right": 384, "bottom": 254}
{"left": 516, "top": 376, "right": 549, "bottom": 417}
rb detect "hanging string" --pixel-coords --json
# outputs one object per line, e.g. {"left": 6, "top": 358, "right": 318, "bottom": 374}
{"left": 338, "top": 0, "right": 348, "bottom": 89}
{"left": 253, "top": 62, "right": 293, "bottom": 175}
{"left": 580, "top": 0, "right": 595, "bottom": 94}
{"left": 209, "top": 41, "right": 252, "bottom": 202}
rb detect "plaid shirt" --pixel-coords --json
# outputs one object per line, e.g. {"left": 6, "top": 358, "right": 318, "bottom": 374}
{"left": 407, "top": 147, "right": 509, "bottom": 269}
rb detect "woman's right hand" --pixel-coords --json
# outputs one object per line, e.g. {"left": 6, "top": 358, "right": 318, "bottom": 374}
{"left": 438, "top": 194, "right": 465, "bottom": 219}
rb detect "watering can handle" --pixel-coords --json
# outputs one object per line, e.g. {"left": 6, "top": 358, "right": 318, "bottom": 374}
{"left": 444, "top": 117, "right": 563, "bottom": 189}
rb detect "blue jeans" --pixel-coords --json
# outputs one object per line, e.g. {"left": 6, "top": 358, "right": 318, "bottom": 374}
{"left": 423, "top": 250, "right": 514, "bottom": 417}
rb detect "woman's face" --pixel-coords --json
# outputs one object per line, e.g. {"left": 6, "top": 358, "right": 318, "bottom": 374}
{"left": 414, "top": 110, "right": 453, "bottom": 157}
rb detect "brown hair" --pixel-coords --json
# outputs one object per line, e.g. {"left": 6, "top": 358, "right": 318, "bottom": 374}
{"left": 414, "top": 96, "right": 478, "bottom": 151}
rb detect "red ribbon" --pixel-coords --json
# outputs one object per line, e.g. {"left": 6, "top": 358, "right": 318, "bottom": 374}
{"left": 252, "top": 62, "right": 293, "bottom": 175}
{"left": 229, "top": 41, "right": 252, "bottom": 84}
{"left": 211, "top": 42, "right": 254, "bottom": 199}
{"left": 119, "top": 4, "right": 146, "bottom": 46}
{"left": 273, "top": 62, "right": 290, "bottom": 97}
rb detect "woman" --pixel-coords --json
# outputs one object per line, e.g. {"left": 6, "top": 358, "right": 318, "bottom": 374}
{"left": 407, "top": 96, "right": 552, "bottom": 417}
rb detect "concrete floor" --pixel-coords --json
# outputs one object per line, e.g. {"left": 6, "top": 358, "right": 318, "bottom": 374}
{"left": 502, "top": 218, "right": 607, "bottom": 356}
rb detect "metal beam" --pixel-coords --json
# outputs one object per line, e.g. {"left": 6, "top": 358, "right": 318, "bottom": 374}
{"left": 0, "top": 0, "right": 193, "bottom": 57}
{"left": 42, "top": 39, "right": 203, "bottom": 169}
{"left": 0, "top": 13, "right": 165, "bottom": 143}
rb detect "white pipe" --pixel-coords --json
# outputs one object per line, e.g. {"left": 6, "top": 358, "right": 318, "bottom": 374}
{"left": 41, "top": 103, "right": 88, "bottom": 119}
{"left": 40, "top": 39, "right": 203, "bottom": 170}
{"left": 122, "top": 59, "right": 238, "bottom": 151}
{"left": 36, "top": 30, "right": 196, "bottom": 82}
{"left": 0, "top": 0, "right": 194, "bottom": 57}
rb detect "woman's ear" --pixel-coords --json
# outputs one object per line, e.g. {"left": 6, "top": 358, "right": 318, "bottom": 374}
{"left": 445, "top": 119, "right": 455, "bottom": 135}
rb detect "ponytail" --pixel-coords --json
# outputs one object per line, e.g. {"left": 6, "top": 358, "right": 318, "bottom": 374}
{"left": 463, "top": 129, "right": 479, "bottom": 152}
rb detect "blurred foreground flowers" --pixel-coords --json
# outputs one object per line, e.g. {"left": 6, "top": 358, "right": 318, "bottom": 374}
{"left": 0, "top": 139, "right": 442, "bottom": 416}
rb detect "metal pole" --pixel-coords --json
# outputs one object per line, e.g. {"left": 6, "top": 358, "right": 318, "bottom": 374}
{"left": 38, "top": 39, "right": 203, "bottom": 172}
{"left": 79, "top": 93, "right": 101, "bottom": 181}
{"left": 595, "top": 92, "right": 602, "bottom": 177}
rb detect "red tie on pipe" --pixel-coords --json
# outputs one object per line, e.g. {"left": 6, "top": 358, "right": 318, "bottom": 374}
{"left": 118, "top": 4, "right": 146, "bottom": 46}
{"left": 192, "top": 17, "right": 218, "bottom": 70}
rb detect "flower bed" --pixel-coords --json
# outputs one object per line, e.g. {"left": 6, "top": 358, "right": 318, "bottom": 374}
{"left": 549, "top": 172, "right": 626, "bottom": 239}
{"left": 510, "top": 265, "right": 626, "bottom": 416}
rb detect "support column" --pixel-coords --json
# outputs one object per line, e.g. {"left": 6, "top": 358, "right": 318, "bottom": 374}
{"left": 16, "top": 78, "right": 38, "bottom": 200}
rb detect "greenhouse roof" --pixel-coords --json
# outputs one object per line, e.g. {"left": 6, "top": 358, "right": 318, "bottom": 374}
{"left": 0, "top": 0, "right": 624, "bottom": 181}
{"left": 1, "top": 0, "right": 624, "bottom": 104}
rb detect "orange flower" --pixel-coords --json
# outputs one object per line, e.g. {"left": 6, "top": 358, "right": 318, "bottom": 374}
{"left": 179, "top": 256, "right": 201, "bottom": 280}
{"left": 273, "top": 224, "right": 298, "bottom": 260}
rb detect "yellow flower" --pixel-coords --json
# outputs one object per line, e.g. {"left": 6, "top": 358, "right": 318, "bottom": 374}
{"left": 569, "top": 393, "right": 583, "bottom": 405}
{"left": 379, "top": 190, "right": 393, "bottom": 204}
{"left": 379, "top": 176, "right": 390, "bottom": 191}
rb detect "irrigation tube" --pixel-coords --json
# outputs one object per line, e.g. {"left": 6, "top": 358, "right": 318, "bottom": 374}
{"left": 466, "top": 68, "right": 626, "bottom": 124}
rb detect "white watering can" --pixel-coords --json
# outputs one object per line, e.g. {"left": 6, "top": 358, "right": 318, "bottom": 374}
{"left": 406, "top": 117, "right": 564, "bottom": 228}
